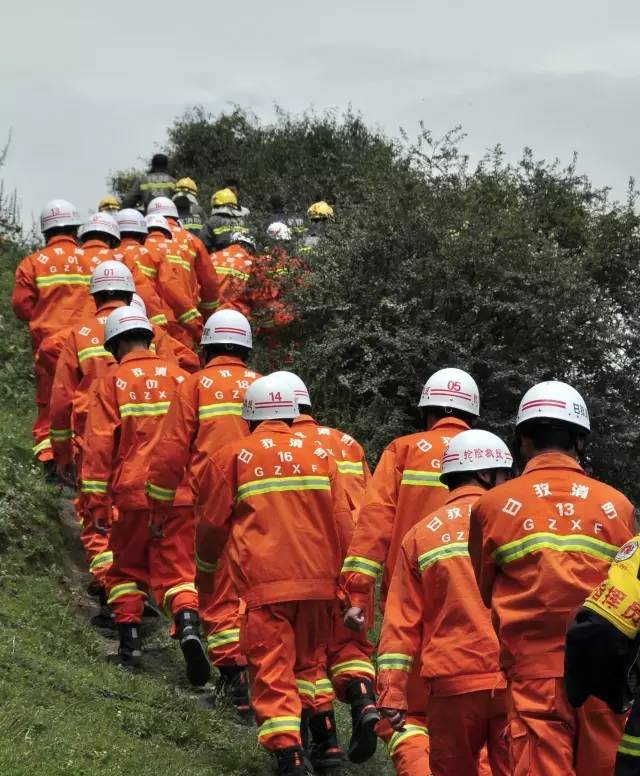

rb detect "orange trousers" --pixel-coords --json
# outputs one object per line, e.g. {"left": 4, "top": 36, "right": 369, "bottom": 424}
{"left": 107, "top": 507, "right": 198, "bottom": 624}
{"left": 507, "top": 676, "right": 627, "bottom": 775}
{"left": 327, "top": 602, "right": 376, "bottom": 701}
{"left": 33, "top": 357, "right": 53, "bottom": 461}
{"left": 240, "top": 600, "right": 332, "bottom": 752}
{"left": 199, "top": 551, "right": 245, "bottom": 667}
{"left": 427, "top": 690, "right": 509, "bottom": 776}
{"left": 78, "top": 494, "right": 113, "bottom": 588}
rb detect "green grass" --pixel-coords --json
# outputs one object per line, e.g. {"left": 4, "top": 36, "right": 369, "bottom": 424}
{"left": 0, "top": 254, "right": 393, "bottom": 775}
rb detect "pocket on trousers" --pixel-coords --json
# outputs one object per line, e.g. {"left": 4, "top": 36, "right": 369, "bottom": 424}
{"left": 508, "top": 718, "right": 531, "bottom": 776}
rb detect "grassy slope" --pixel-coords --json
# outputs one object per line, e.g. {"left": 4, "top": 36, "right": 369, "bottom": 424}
{"left": 0, "top": 249, "right": 393, "bottom": 776}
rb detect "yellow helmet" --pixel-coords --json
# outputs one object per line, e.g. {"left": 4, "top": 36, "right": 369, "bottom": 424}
{"left": 307, "top": 201, "right": 334, "bottom": 220}
{"left": 175, "top": 177, "right": 198, "bottom": 195}
{"left": 211, "top": 188, "right": 238, "bottom": 208}
{"left": 98, "top": 195, "right": 120, "bottom": 212}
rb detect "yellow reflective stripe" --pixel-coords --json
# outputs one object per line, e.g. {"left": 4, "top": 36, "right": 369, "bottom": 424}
{"left": 296, "top": 679, "right": 315, "bottom": 699}
{"left": 341, "top": 555, "right": 383, "bottom": 578}
{"left": 146, "top": 481, "right": 176, "bottom": 502}
{"left": 257, "top": 716, "right": 300, "bottom": 740}
{"left": 418, "top": 542, "right": 469, "bottom": 572}
{"left": 213, "top": 225, "right": 246, "bottom": 235}
{"left": 198, "top": 402, "right": 242, "bottom": 419}
{"left": 50, "top": 428, "right": 73, "bottom": 441}
{"left": 619, "top": 733, "right": 640, "bottom": 757}
{"left": 163, "top": 583, "right": 197, "bottom": 615}
{"left": 400, "top": 469, "right": 446, "bottom": 488}
{"left": 36, "top": 274, "right": 90, "bottom": 287}
{"left": 207, "top": 628, "right": 240, "bottom": 649}
{"left": 78, "top": 345, "right": 110, "bottom": 362}
{"left": 167, "top": 254, "right": 191, "bottom": 271}
{"left": 388, "top": 724, "right": 429, "bottom": 757}
{"left": 120, "top": 401, "right": 170, "bottom": 418}
{"left": 33, "top": 438, "right": 52, "bottom": 455}
{"left": 214, "top": 266, "right": 250, "bottom": 281}
{"left": 315, "top": 678, "right": 335, "bottom": 697}
{"left": 107, "top": 582, "right": 146, "bottom": 604}
{"left": 139, "top": 264, "right": 157, "bottom": 278}
{"left": 150, "top": 314, "right": 168, "bottom": 325}
{"left": 236, "top": 475, "right": 330, "bottom": 502}
{"left": 177, "top": 308, "right": 201, "bottom": 324}
{"left": 199, "top": 299, "right": 221, "bottom": 311}
{"left": 196, "top": 554, "right": 217, "bottom": 573}
{"left": 336, "top": 460, "right": 365, "bottom": 475}
{"left": 81, "top": 479, "right": 109, "bottom": 494}
{"left": 89, "top": 551, "right": 113, "bottom": 571}
{"left": 378, "top": 653, "right": 413, "bottom": 672}
{"left": 183, "top": 222, "right": 201, "bottom": 230}
{"left": 140, "top": 181, "right": 175, "bottom": 190}
{"left": 493, "top": 533, "right": 619, "bottom": 566}
{"left": 330, "top": 659, "right": 376, "bottom": 678}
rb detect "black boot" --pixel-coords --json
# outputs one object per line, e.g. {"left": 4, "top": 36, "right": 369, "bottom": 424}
{"left": 345, "top": 677, "right": 380, "bottom": 764}
{"left": 117, "top": 623, "right": 142, "bottom": 668}
{"left": 175, "top": 609, "right": 211, "bottom": 687}
{"left": 90, "top": 587, "right": 116, "bottom": 630}
{"left": 216, "top": 665, "right": 252, "bottom": 718}
{"left": 274, "top": 745, "right": 308, "bottom": 775}
{"left": 308, "top": 708, "right": 347, "bottom": 769}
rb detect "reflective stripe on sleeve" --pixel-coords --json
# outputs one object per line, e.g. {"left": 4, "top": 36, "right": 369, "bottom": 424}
{"left": 81, "top": 479, "right": 109, "bottom": 494}
{"left": 177, "top": 308, "right": 201, "bottom": 324}
{"left": 214, "top": 266, "right": 250, "bottom": 281}
{"left": 50, "top": 428, "right": 73, "bottom": 442}
{"left": 400, "top": 469, "right": 446, "bottom": 488}
{"left": 336, "top": 460, "right": 365, "bottom": 475}
{"left": 138, "top": 264, "right": 157, "bottom": 279}
{"left": 341, "top": 555, "right": 383, "bottom": 578}
{"left": 146, "top": 481, "right": 177, "bottom": 502}
{"left": 33, "top": 438, "right": 52, "bottom": 456}
{"left": 418, "top": 542, "right": 469, "bottom": 571}
{"left": 78, "top": 345, "right": 110, "bottom": 362}
{"left": 493, "top": 533, "right": 618, "bottom": 566}
{"left": 199, "top": 300, "right": 221, "bottom": 311}
{"left": 236, "top": 475, "right": 330, "bottom": 502}
{"left": 150, "top": 314, "right": 168, "bottom": 325}
{"left": 377, "top": 653, "right": 413, "bottom": 672}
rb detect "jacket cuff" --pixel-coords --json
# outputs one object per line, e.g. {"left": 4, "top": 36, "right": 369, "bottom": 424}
{"left": 376, "top": 680, "right": 409, "bottom": 711}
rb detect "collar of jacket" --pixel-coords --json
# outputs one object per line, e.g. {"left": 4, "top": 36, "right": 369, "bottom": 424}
{"left": 95, "top": 300, "right": 125, "bottom": 315}
{"left": 47, "top": 234, "right": 77, "bottom": 247}
{"left": 294, "top": 414, "right": 318, "bottom": 427}
{"left": 205, "top": 354, "right": 247, "bottom": 369}
{"left": 120, "top": 349, "right": 157, "bottom": 365}
{"left": 82, "top": 239, "right": 110, "bottom": 249}
{"left": 252, "top": 420, "right": 293, "bottom": 435}
{"left": 430, "top": 416, "right": 470, "bottom": 433}
{"left": 523, "top": 451, "right": 584, "bottom": 475}
{"left": 445, "top": 483, "right": 486, "bottom": 505}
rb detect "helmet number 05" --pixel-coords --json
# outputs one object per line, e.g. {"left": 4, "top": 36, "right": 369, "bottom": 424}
{"left": 448, "top": 380, "right": 462, "bottom": 392}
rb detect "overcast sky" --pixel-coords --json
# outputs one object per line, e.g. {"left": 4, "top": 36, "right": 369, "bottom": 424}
{"left": 4, "top": 0, "right": 640, "bottom": 226}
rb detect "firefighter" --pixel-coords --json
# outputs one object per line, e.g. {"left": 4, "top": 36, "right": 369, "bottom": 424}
{"left": 146, "top": 310, "right": 261, "bottom": 715}
{"left": 469, "top": 380, "right": 634, "bottom": 776}
{"left": 98, "top": 195, "right": 120, "bottom": 214}
{"left": 210, "top": 232, "right": 257, "bottom": 318}
{"left": 341, "top": 367, "right": 480, "bottom": 769}
{"left": 81, "top": 306, "right": 210, "bottom": 685}
{"left": 378, "top": 429, "right": 512, "bottom": 776}
{"left": 79, "top": 212, "right": 120, "bottom": 262}
{"left": 12, "top": 199, "right": 95, "bottom": 466}
{"left": 121, "top": 152, "right": 176, "bottom": 211}
{"left": 201, "top": 188, "right": 248, "bottom": 252}
{"left": 172, "top": 177, "right": 204, "bottom": 235}
{"left": 301, "top": 201, "right": 334, "bottom": 254}
{"left": 195, "top": 374, "right": 353, "bottom": 776}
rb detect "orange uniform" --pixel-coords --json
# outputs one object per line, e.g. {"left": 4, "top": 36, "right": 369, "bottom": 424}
{"left": 166, "top": 217, "right": 219, "bottom": 316}
{"left": 112, "top": 239, "right": 168, "bottom": 325}
{"left": 377, "top": 485, "right": 509, "bottom": 776}
{"left": 469, "top": 452, "right": 634, "bottom": 776}
{"left": 12, "top": 235, "right": 99, "bottom": 459}
{"left": 210, "top": 244, "right": 255, "bottom": 317}
{"left": 340, "top": 416, "right": 469, "bottom": 774}
{"left": 81, "top": 350, "right": 196, "bottom": 623}
{"left": 250, "top": 248, "right": 303, "bottom": 335}
{"left": 146, "top": 354, "right": 261, "bottom": 662}
{"left": 141, "top": 231, "right": 203, "bottom": 346}
{"left": 195, "top": 421, "right": 352, "bottom": 752}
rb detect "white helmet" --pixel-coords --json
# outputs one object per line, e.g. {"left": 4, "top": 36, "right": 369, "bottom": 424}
{"left": 267, "top": 221, "right": 292, "bottom": 241}
{"left": 80, "top": 212, "right": 120, "bottom": 241}
{"left": 271, "top": 370, "right": 311, "bottom": 407}
{"left": 116, "top": 208, "right": 148, "bottom": 235}
{"left": 442, "top": 430, "right": 513, "bottom": 476}
{"left": 145, "top": 214, "right": 172, "bottom": 236}
{"left": 516, "top": 380, "right": 590, "bottom": 432}
{"left": 201, "top": 310, "right": 252, "bottom": 348}
{"left": 242, "top": 373, "right": 299, "bottom": 421}
{"left": 90, "top": 260, "right": 135, "bottom": 295}
{"left": 130, "top": 292, "right": 147, "bottom": 314}
{"left": 40, "top": 199, "right": 82, "bottom": 232}
{"left": 147, "top": 196, "right": 178, "bottom": 219}
{"left": 418, "top": 368, "right": 480, "bottom": 417}
{"left": 104, "top": 305, "right": 153, "bottom": 346}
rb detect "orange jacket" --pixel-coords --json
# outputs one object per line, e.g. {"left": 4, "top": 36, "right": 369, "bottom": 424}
{"left": 112, "top": 239, "right": 168, "bottom": 325}
{"left": 146, "top": 355, "right": 261, "bottom": 507}
{"left": 251, "top": 248, "right": 305, "bottom": 330}
{"left": 153, "top": 327, "right": 200, "bottom": 373}
{"left": 81, "top": 350, "right": 191, "bottom": 522}
{"left": 210, "top": 245, "right": 255, "bottom": 317}
{"left": 195, "top": 420, "right": 353, "bottom": 608}
{"left": 11, "top": 235, "right": 98, "bottom": 346}
{"left": 377, "top": 485, "right": 505, "bottom": 711}
{"left": 469, "top": 451, "right": 635, "bottom": 680}
{"left": 292, "top": 415, "right": 371, "bottom": 521}
{"left": 341, "top": 416, "right": 469, "bottom": 613}
{"left": 141, "top": 232, "right": 202, "bottom": 336}
{"left": 167, "top": 218, "right": 219, "bottom": 315}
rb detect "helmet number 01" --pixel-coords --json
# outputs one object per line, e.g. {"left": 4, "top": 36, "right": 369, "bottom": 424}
{"left": 448, "top": 380, "right": 462, "bottom": 392}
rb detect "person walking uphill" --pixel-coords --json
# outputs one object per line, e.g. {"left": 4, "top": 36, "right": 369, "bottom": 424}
{"left": 378, "top": 429, "right": 512, "bottom": 776}
{"left": 469, "top": 380, "right": 634, "bottom": 776}
{"left": 81, "top": 306, "right": 210, "bottom": 685}
{"left": 122, "top": 152, "right": 175, "bottom": 211}
{"left": 195, "top": 374, "right": 353, "bottom": 776}
{"left": 340, "top": 367, "right": 480, "bottom": 771}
